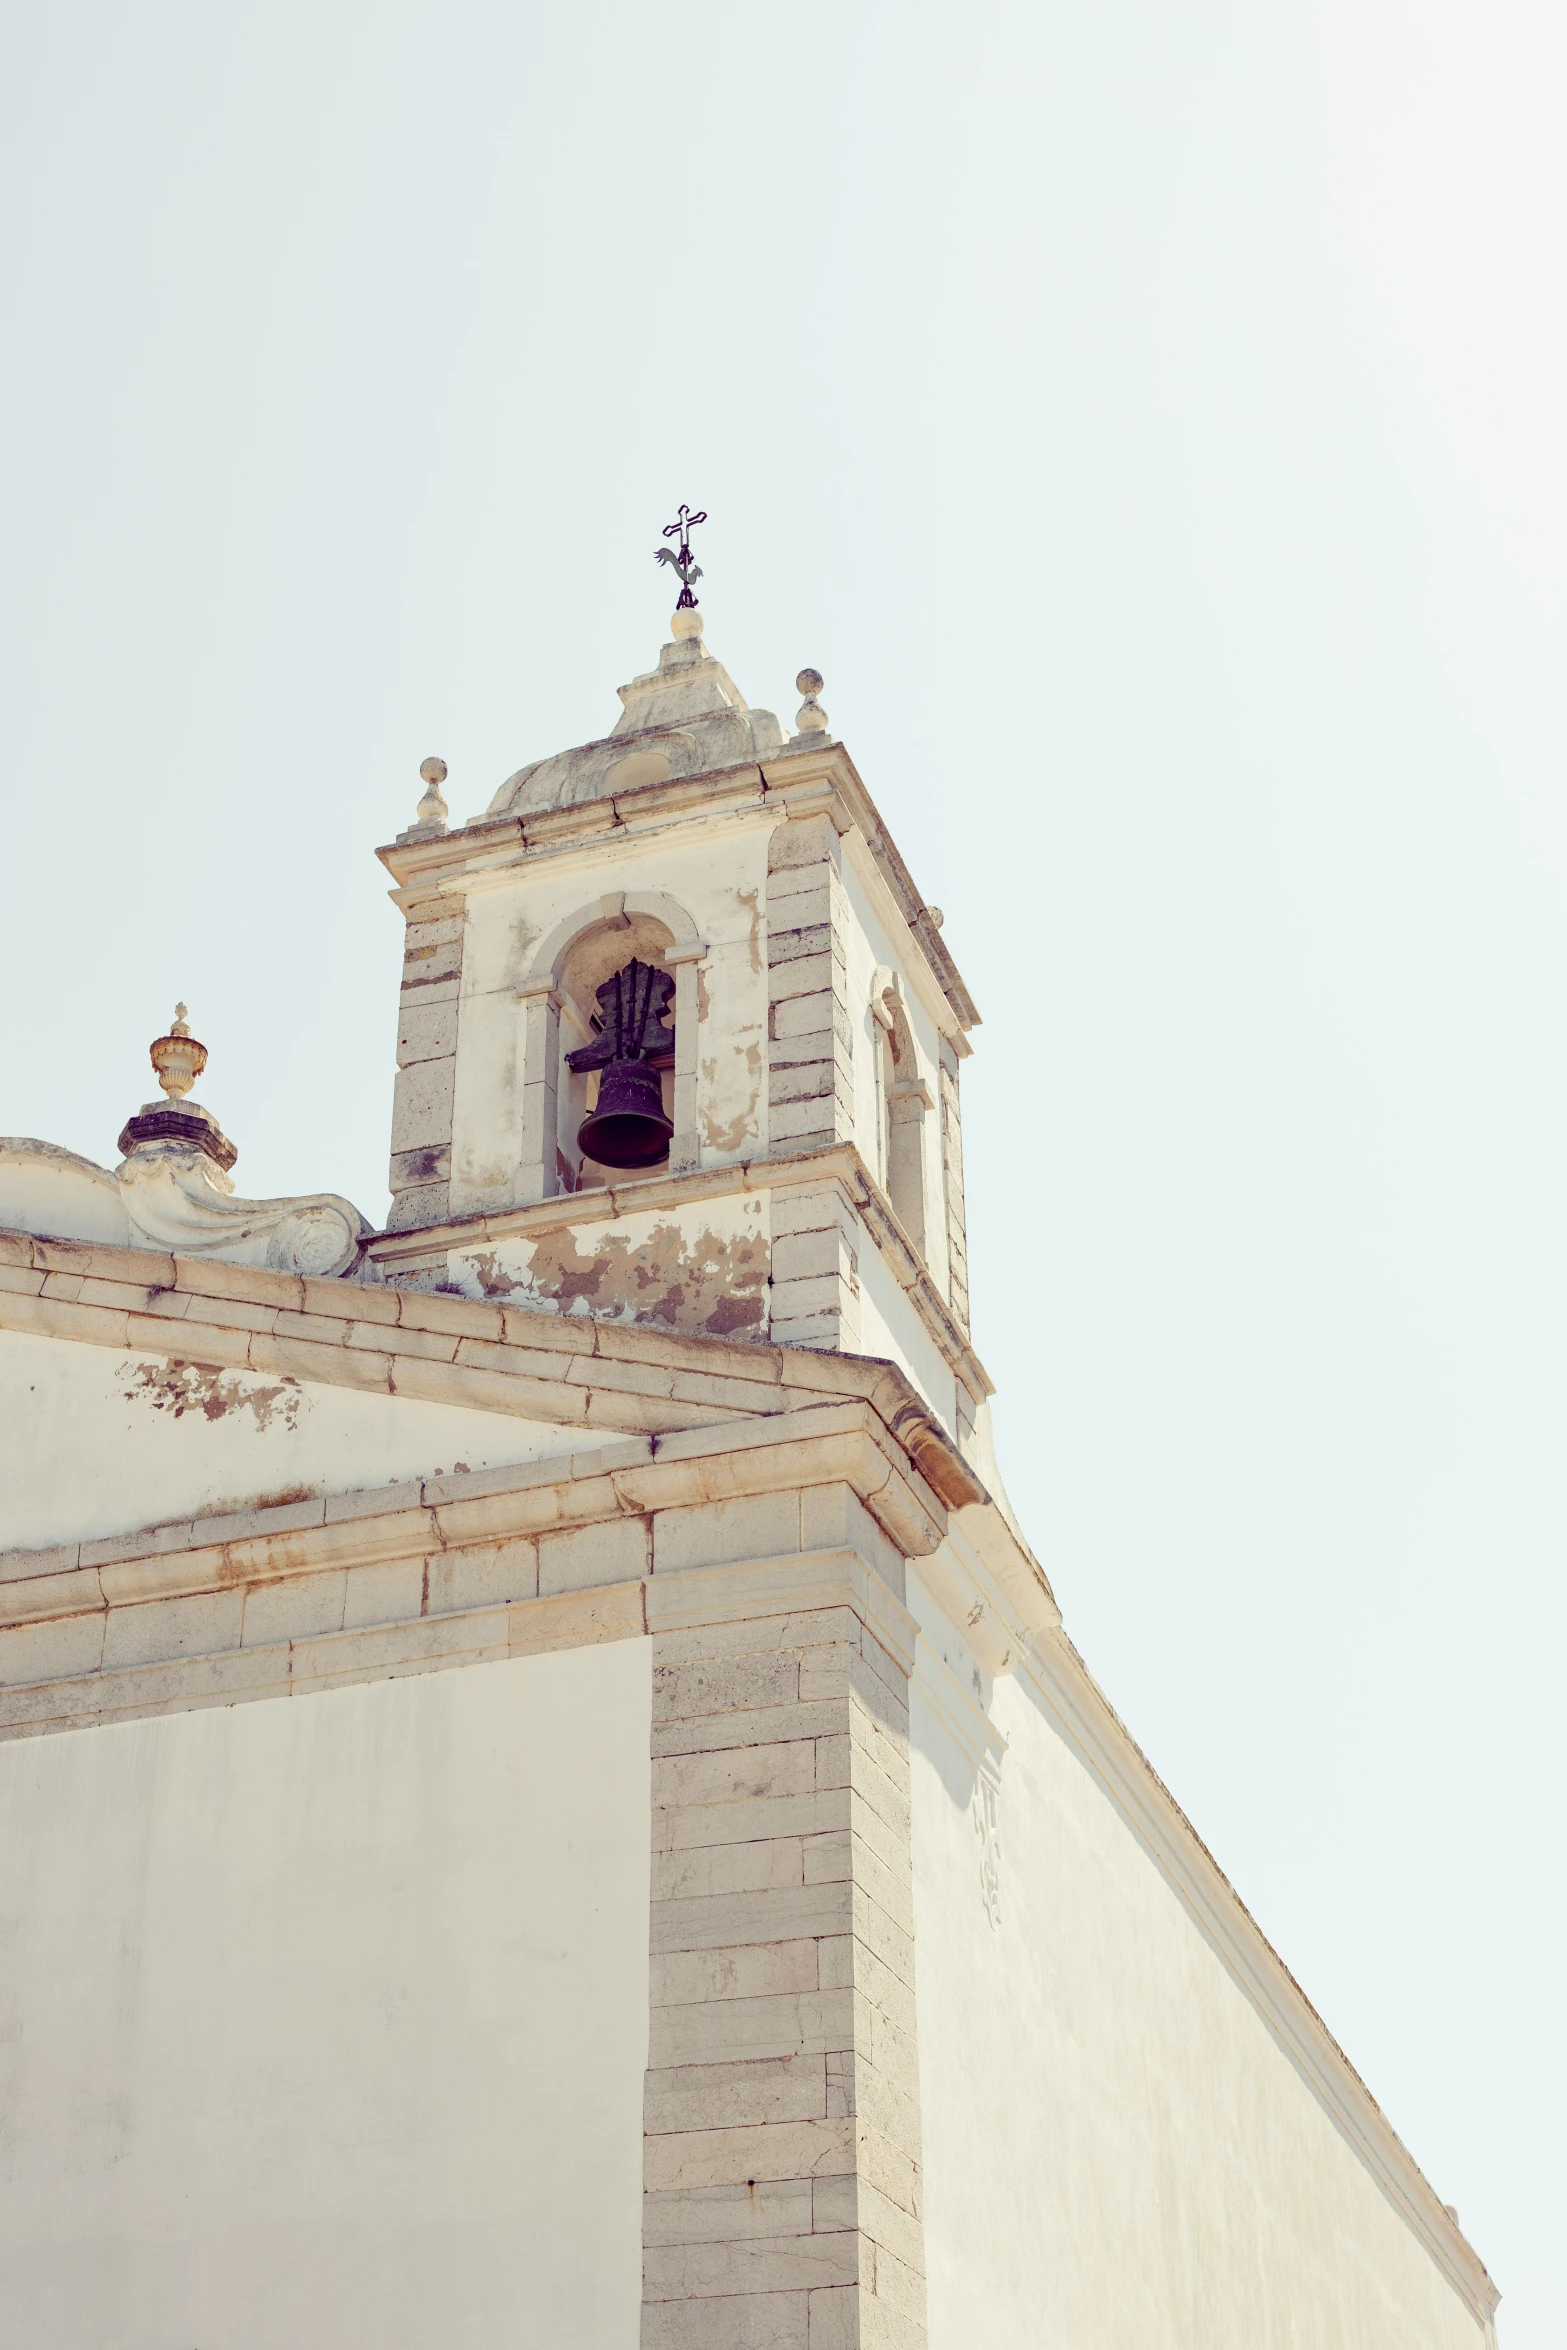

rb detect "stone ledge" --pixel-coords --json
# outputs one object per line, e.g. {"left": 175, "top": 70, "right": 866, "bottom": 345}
{"left": 0, "top": 1407, "right": 944, "bottom": 1659}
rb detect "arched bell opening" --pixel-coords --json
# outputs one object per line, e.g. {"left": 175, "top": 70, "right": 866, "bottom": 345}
{"left": 556, "top": 913, "right": 678, "bottom": 1190}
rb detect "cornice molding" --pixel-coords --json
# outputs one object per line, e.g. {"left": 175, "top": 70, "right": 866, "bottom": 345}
{"left": 374, "top": 746, "right": 979, "bottom": 1035}
{"left": 361, "top": 1142, "right": 994, "bottom": 1412}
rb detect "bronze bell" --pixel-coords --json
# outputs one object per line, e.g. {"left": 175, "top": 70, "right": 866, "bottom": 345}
{"left": 566, "top": 957, "right": 678, "bottom": 1171}
{"left": 576, "top": 1057, "right": 674, "bottom": 1170}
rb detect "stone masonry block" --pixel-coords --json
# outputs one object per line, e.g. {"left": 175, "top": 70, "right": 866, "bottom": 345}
{"left": 767, "top": 923, "right": 835, "bottom": 967}
{"left": 767, "top": 813, "right": 842, "bottom": 872}
{"left": 241, "top": 1572, "right": 347, "bottom": 1648}
{"left": 769, "top": 1022, "right": 854, "bottom": 1070}
{"left": 652, "top": 1740, "right": 818, "bottom": 1811}
{"left": 654, "top": 1788, "right": 852, "bottom": 1856}
{"left": 643, "top": 2180, "right": 814, "bottom": 2247}
{"left": 649, "top": 1985, "right": 858, "bottom": 2069}
{"left": 426, "top": 1538, "right": 538, "bottom": 1615}
{"left": 649, "top": 1881, "right": 851, "bottom": 1956}
{"left": 101, "top": 1589, "right": 244, "bottom": 1673}
{"left": 769, "top": 952, "right": 846, "bottom": 1008}
{"left": 772, "top": 1229, "right": 853, "bottom": 1286}
{"left": 539, "top": 1513, "right": 649, "bottom": 1596}
{"left": 390, "top": 1056, "right": 456, "bottom": 1153}
{"left": 770, "top": 1275, "right": 852, "bottom": 1323}
{"left": 643, "top": 2117, "right": 856, "bottom": 2195}
{"left": 769, "top": 1060, "right": 845, "bottom": 1108}
{"left": 389, "top": 1143, "right": 452, "bottom": 1190}
{"left": 652, "top": 1493, "right": 802, "bottom": 1577}
{"left": 650, "top": 1939, "right": 822, "bottom": 2010}
{"left": 0, "top": 1610, "right": 106, "bottom": 1687}
{"left": 770, "top": 1096, "right": 848, "bottom": 1145}
{"left": 643, "top": 2231, "right": 860, "bottom": 2299}
{"left": 653, "top": 1651, "right": 803, "bottom": 1725}
{"left": 384, "top": 1183, "right": 449, "bottom": 1232}
{"left": 397, "top": 997, "right": 459, "bottom": 1068}
{"left": 772, "top": 990, "right": 846, "bottom": 1041}
{"left": 652, "top": 1839, "right": 805, "bottom": 1905}
{"left": 769, "top": 1185, "right": 858, "bottom": 1240}
{"left": 644, "top": 2051, "right": 828, "bottom": 2135}
{"left": 641, "top": 2290, "right": 810, "bottom": 2349}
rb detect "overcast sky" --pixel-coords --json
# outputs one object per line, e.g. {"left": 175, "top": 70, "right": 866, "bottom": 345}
{"left": 3, "top": 3, "right": 1562, "bottom": 2337}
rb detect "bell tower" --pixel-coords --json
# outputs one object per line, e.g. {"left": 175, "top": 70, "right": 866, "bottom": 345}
{"left": 370, "top": 552, "right": 987, "bottom": 1457}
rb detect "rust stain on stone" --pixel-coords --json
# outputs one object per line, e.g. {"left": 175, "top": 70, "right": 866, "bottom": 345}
{"left": 520, "top": 1219, "right": 768, "bottom": 1338}
{"left": 120, "top": 1359, "right": 303, "bottom": 1432}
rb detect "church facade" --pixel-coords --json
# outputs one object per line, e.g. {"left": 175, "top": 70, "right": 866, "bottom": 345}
{"left": 0, "top": 591, "right": 1498, "bottom": 2345}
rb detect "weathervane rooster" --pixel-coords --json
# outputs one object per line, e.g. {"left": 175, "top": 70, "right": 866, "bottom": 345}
{"left": 654, "top": 503, "right": 707, "bottom": 609}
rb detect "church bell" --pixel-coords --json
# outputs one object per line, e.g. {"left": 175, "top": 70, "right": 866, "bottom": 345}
{"left": 575, "top": 1057, "right": 674, "bottom": 1169}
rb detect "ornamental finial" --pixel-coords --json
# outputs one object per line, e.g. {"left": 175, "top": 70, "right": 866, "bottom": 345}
{"left": 794, "top": 668, "right": 829, "bottom": 738}
{"left": 655, "top": 504, "right": 707, "bottom": 638}
{"left": 150, "top": 1005, "right": 207, "bottom": 1101}
{"left": 415, "top": 756, "right": 449, "bottom": 831}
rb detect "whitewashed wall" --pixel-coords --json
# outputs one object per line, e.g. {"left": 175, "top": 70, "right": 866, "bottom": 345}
{"left": 906, "top": 1568, "right": 1487, "bottom": 2350}
{"left": 0, "top": 1641, "right": 651, "bottom": 2349}
{"left": 0, "top": 1326, "right": 618, "bottom": 1554}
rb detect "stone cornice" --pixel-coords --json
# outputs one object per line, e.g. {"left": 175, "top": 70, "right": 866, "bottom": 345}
{"left": 361, "top": 1142, "right": 995, "bottom": 1413}
{"left": 0, "top": 1224, "right": 986, "bottom": 1511}
{"left": 0, "top": 1400, "right": 946, "bottom": 1626}
{"left": 373, "top": 744, "right": 979, "bottom": 1035}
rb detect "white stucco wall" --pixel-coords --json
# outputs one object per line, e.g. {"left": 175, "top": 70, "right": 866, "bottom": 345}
{"left": 0, "top": 1639, "right": 651, "bottom": 2349}
{"left": 0, "top": 1326, "right": 617, "bottom": 1554}
{"left": 906, "top": 1569, "right": 1488, "bottom": 2350}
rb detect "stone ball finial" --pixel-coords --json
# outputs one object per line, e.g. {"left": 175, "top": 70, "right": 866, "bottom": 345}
{"left": 794, "top": 667, "right": 830, "bottom": 737}
{"left": 927, "top": 906, "right": 945, "bottom": 930}
{"left": 671, "top": 608, "right": 704, "bottom": 641}
{"left": 414, "top": 755, "right": 450, "bottom": 831}
{"left": 150, "top": 1004, "right": 207, "bottom": 1101}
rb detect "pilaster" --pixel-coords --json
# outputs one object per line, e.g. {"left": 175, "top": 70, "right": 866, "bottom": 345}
{"left": 767, "top": 813, "right": 855, "bottom": 1159}
{"left": 644, "top": 1523, "right": 928, "bottom": 2350}
{"left": 388, "top": 909, "right": 465, "bottom": 1229}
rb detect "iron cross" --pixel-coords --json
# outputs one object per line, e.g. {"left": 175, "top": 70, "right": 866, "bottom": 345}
{"left": 655, "top": 504, "right": 707, "bottom": 608}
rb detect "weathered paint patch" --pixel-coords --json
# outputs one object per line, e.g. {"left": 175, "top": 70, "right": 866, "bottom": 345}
{"left": 121, "top": 1359, "right": 303, "bottom": 1433}
{"left": 458, "top": 1207, "right": 768, "bottom": 1340}
{"left": 700, "top": 1039, "right": 763, "bottom": 1154}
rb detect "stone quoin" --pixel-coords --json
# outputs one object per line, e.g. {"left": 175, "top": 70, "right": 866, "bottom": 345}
{"left": 0, "top": 579, "right": 1498, "bottom": 2347}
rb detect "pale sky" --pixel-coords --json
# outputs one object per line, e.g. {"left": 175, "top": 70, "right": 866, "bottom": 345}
{"left": 3, "top": 3, "right": 1563, "bottom": 2337}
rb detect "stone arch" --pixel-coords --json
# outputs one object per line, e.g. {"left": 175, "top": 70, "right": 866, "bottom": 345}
{"left": 516, "top": 891, "right": 707, "bottom": 1202}
{"left": 520, "top": 890, "right": 704, "bottom": 992}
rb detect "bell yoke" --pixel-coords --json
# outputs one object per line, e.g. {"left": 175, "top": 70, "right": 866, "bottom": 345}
{"left": 566, "top": 957, "right": 677, "bottom": 1170}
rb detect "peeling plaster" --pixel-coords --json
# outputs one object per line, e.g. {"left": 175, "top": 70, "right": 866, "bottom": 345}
{"left": 701, "top": 1039, "right": 763, "bottom": 1153}
{"left": 735, "top": 887, "right": 762, "bottom": 974}
{"left": 120, "top": 1359, "right": 303, "bottom": 1432}
{"left": 462, "top": 1218, "right": 768, "bottom": 1340}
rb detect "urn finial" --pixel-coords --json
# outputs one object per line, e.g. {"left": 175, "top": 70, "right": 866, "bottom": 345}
{"left": 121, "top": 1005, "right": 238, "bottom": 1172}
{"left": 149, "top": 1004, "right": 208, "bottom": 1101}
